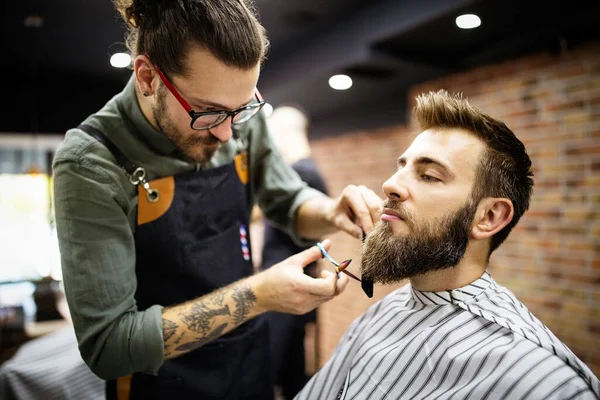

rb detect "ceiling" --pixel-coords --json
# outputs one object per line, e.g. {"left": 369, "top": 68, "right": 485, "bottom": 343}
{"left": 1, "top": 0, "right": 599, "bottom": 138}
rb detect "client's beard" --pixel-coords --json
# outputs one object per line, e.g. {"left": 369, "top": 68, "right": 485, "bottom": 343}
{"left": 360, "top": 200, "right": 477, "bottom": 284}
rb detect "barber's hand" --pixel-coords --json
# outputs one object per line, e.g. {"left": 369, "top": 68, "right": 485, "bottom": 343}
{"left": 253, "top": 239, "right": 349, "bottom": 315}
{"left": 328, "top": 184, "right": 383, "bottom": 239}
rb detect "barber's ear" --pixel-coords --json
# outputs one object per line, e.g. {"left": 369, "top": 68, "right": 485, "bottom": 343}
{"left": 133, "top": 54, "right": 156, "bottom": 97}
{"left": 471, "top": 198, "right": 514, "bottom": 240}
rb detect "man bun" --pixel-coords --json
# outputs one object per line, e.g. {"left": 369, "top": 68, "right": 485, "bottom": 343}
{"left": 114, "top": 0, "right": 161, "bottom": 28}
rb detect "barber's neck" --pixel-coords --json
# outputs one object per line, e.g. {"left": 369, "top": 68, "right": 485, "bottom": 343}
{"left": 410, "top": 241, "right": 489, "bottom": 292}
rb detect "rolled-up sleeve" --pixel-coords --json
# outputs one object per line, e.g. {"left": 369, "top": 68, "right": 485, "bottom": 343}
{"left": 53, "top": 146, "right": 164, "bottom": 380}
{"left": 248, "top": 116, "right": 326, "bottom": 246}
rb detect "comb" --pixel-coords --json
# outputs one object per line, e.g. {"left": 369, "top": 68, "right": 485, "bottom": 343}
{"left": 361, "top": 232, "right": 374, "bottom": 298}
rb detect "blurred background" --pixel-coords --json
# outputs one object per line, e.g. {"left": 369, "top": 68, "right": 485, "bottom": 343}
{"left": 1, "top": 0, "right": 599, "bottom": 389}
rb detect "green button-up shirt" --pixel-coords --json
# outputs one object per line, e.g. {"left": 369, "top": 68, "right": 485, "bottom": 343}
{"left": 52, "top": 75, "right": 323, "bottom": 379}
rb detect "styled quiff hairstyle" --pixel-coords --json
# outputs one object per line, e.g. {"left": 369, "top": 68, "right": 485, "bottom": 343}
{"left": 113, "top": 0, "right": 269, "bottom": 76}
{"left": 413, "top": 90, "right": 534, "bottom": 255}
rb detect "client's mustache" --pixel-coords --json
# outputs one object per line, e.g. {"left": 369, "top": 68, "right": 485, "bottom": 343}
{"left": 382, "top": 199, "right": 410, "bottom": 221}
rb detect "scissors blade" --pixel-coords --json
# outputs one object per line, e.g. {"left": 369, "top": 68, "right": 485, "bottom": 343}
{"left": 316, "top": 242, "right": 339, "bottom": 266}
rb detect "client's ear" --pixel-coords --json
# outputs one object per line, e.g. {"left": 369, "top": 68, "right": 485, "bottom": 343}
{"left": 471, "top": 198, "right": 513, "bottom": 240}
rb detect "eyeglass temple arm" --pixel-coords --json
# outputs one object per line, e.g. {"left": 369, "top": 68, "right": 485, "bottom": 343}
{"left": 157, "top": 66, "right": 262, "bottom": 113}
{"left": 155, "top": 67, "right": 194, "bottom": 116}
{"left": 255, "top": 88, "right": 263, "bottom": 102}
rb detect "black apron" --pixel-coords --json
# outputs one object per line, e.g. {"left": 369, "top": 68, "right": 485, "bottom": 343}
{"left": 79, "top": 125, "right": 273, "bottom": 400}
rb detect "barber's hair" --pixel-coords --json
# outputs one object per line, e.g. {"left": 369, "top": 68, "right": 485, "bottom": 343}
{"left": 113, "top": 0, "right": 269, "bottom": 76}
{"left": 413, "top": 90, "right": 534, "bottom": 255}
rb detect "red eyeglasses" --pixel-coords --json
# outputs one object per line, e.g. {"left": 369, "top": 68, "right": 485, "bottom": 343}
{"left": 155, "top": 66, "right": 265, "bottom": 131}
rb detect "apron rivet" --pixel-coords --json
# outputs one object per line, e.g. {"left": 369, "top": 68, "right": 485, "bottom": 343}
{"left": 147, "top": 189, "right": 159, "bottom": 203}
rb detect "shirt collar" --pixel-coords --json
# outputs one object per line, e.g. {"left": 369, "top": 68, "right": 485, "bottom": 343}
{"left": 117, "top": 74, "right": 178, "bottom": 156}
{"left": 410, "top": 271, "right": 494, "bottom": 305}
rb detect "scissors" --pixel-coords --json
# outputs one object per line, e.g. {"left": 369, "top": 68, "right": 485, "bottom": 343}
{"left": 316, "top": 242, "right": 373, "bottom": 298}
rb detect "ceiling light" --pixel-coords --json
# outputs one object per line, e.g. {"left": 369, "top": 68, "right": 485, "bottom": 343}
{"left": 456, "top": 14, "right": 481, "bottom": 29}
{"left": 263, "top": 103, "right": 273, "bottom": 117}
{"left": 110, "top": 52, "right": 131, "bottom": 68}
{"left": 329, "top": 74, "right": 352, "bottom": 90}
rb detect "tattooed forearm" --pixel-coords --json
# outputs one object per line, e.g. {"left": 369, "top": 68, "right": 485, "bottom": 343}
{"left": 173, "top": 331, "right": 185, "bottom": 345}
{"left": 175, "top": 323, "right": 228, "bottom": 352}
{"left": 163, "top": 318, "right": 178, "bottom": 342}
{"left": 161, "top": 278, "right": 262, "bottom": 360}
{"left": 231, "top": 284, "right": 257, "bottom": 325}
{"left": 211, "top": 291, "right": 226, "bottom": 306}
{"left": 179, "top": 302, "right": 230, "bottom": 335}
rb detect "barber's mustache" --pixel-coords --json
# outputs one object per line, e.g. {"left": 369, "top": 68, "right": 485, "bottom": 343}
{"left": 187, "top": 133, "right": 220, "bottom": 146}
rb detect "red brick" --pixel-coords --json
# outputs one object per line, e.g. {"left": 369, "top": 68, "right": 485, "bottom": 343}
{"left": 568, "top": 274, "right": 600, "bottom": 285}
{"left": 519, "top": 54, "right": 558, "bottom": 71}
{"left": 566, "top": 241, "right": 599, "bottom": 253}
{"left": 519, "top": 120, "right": 559, "bottom": 131}
{"left": 542, "top": 255, "right": 587, "bottom": 268}
{"left": 591, "top": 95, "right": 600, "bottom": 106}
{"left": 563, "top": 111, "right": 591, "bottom": 124}
{"left": 541, "top": 162, "right": 585, "bottom": 175}
{"left": 565, "top": 81, "right": 590, "bottom": 96}
{"left": 543, "top": 224, "right": 588, "bottom": 236}
{"left": 545, "top": 99, "right": 586, "bottom": 112}
{"left": 591, "top": 62, "right": 600, "bottom": 74}
{"left": 582, "top": 176, "right": 600, "bottom": 188}
{"left": 562, "top": 208, "right": 598, "bottom": 221}
{"left": 525, "top": 208, "right": 562, "bottom": 219}
{"left": 552, "top": 64, "right": 586, "bottom": 79}
{"left": 534, "top": 178, "right": 561, "bottom": 188}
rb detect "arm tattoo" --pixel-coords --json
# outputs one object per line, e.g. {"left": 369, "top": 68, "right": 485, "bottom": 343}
{"left": 162, "top": 318, "right": 178, "bottom": 342}
{"left": 174, "top": 331, "right": 185, "bottom": 345}
{"left": 211, "top": 290, "right": 226, "bottom": 306}
{"left": 175, "top": 323, "right": 228, "bottom": 351}
{"left": 231, "top": 284, "right": 257, "bottom": 325}
{"left": 166, "top": 283, "right": 256, "bottom": 355}
{"left": 179, "top": 302, "right": 231, "bottom": 336}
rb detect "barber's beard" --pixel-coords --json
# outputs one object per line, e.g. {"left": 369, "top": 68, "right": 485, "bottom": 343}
{"left": 153, "top": 86, "right": 220, "bottom": 164}
{"left": 360, "top": 199, "right": 477, "bottom": 285}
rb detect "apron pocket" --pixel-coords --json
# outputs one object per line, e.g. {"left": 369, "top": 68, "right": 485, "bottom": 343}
{"left": 172, "top": 316, "right": 273, "bottom": 399}
{"left": 182, "top": 223, "right": 253, "bottom": 293}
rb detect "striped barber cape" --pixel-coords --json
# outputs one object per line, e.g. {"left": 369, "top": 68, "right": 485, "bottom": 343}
{"left": 0, "top": 325, "right": 104, "bottom": 399}
{"left": 296, "top": 271, "right": 599, "bottom": 400}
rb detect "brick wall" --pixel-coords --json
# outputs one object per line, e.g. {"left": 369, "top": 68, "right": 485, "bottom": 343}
{"left": 308, "top": 40, "right": 600, "bottom": 376}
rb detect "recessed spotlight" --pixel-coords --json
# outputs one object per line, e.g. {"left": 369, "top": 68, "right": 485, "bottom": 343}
{"left": 263, "top": 103, "right": 273, "bottom": 117}
{"left": 110, "top": 52, "right": 131, "bottom": 68}
{"left": 329, "top": 74, "right": 352, "bottom": 90}
{"left": 456, "top": 14, "right": 481, "bottom": 29}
